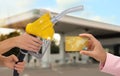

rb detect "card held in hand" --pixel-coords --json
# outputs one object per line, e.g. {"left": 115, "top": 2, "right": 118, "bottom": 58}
{"left": 65, "top": 36, "right": 88, "bottom": 52}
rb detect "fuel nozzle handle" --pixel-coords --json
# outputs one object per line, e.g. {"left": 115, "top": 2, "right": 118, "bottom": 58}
{"left": 13, "top": 49, "right": 27, "bottom": 76}
{"left": 51, "top": 5, "right": 84, "bottom": 24}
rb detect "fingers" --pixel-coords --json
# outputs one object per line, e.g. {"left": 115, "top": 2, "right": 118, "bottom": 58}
{"left": 31, "top": 37, "right": 43, "bottom": 45}
{"left": 24, "top": 33, "right": 42, "bottom": 45}
{"left": 79, "top": 33, "right": 97, "bottom": 42}
{"left": 10, "top": 55, "right": 18, "bottom": 62}
{"left": 30, "top": 38, "right": 42, "bottom": 47}
{"left": 79, "top": 33, "right": 99, "bottom": 50}
{"left": 17, "top": 33, "right": 43, "bottom": 52}
{"left": 80, "top": 50, "right": 93, "bottom": 57}
{"left": 4, "top": 55, "right": 25, "bottom": 73}
{"left": 25, "top": 40, "right": 42, "bottom": 52}
{"left": 28, "top": 38, "right": 42, "bottom": 52}
{"left": 14, "top": 62, "right": 25, "bottom": 73}
{"left": 27, "top": 45, "right": 41, "bottom": 52}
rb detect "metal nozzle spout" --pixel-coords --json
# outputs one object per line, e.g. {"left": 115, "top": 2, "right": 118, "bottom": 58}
{"left": 51, "top": 5, "right": 84, "bottom": 24}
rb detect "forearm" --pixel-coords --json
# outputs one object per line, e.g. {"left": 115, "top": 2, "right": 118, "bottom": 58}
{"left": 0, "top": 37, "right": 16, "bottom": 54}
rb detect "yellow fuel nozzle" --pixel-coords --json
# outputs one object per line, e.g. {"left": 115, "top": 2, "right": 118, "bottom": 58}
{"left": 26, "top": 13, "right": 54, "bottom": 40}
{"left": 25, "top": 5, "right": 83, "bottom": 40}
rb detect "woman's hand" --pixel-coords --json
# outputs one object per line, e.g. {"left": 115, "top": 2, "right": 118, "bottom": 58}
{"left": 79, "top": 33, "right": 107, "bottom": 64}
{"left": 13, "top": 33, "right": 43, "bottom": 52}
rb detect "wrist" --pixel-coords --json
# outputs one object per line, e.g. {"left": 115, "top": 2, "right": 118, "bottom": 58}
{"left": 0, "top": 38, "right": 16, "bottom": 54}
{"left": 9, "top": 37, "right": 18, "bottom": 47}
{"left": 100, "top": 52, "right": 107, "bottom": 64}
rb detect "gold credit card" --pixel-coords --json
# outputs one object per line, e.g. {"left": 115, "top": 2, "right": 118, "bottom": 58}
{"left": 65, "top": 36, "right": 88, "bottom": 52}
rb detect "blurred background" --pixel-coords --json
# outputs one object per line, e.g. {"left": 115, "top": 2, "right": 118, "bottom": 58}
{"left": 0, "top": 0, "right": 120, "bottom": 76}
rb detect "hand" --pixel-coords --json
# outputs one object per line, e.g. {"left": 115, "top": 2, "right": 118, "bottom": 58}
{"left": 79, "top": 33, "right": 107, "bottom": 64}
{"left": 1, "top": 55, "right": 25, "bottom": 73}
{"left": 13, "top": 33, "right": 42, "bottom": 52}
{"left": 14, "top": 62, "right": 25, "bottom": 73}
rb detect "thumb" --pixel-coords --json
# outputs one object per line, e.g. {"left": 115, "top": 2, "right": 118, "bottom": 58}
{"left": 10, "top": 55, "right": 18, "bottom": 62}
{"left": 80, "top": 50, "right": 93, "bottom": 57}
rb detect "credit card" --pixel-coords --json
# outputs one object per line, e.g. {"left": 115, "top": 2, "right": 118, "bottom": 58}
{"left": 65, "top": 36, "right": 88, "bottom": 52}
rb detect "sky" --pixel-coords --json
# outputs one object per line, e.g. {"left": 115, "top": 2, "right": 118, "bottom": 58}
{"left": 0, "top": 0, "right": 120, "bottom": 26}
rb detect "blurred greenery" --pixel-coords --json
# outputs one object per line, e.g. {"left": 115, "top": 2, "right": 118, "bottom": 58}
{"left": 0, "top": 31, "right": 20, "bottom": 56}
{"left": 0, "top": 31, "right": 20, "bottom": 41}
